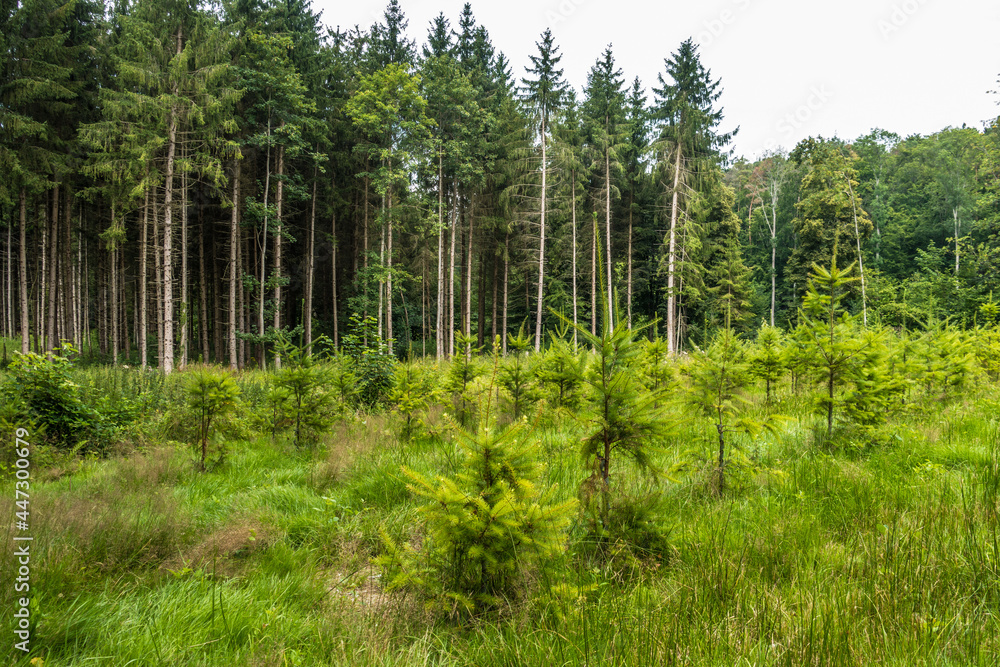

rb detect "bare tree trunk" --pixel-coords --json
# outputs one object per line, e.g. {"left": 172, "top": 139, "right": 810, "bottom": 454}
{"left": 199, "top": 202, "right": 209, "bottom": 363}
{"left": 535, "top": 122, "right": 547, "bottom": 351}
{"left": 591, "top": 209, "right": 597, "bottom": 337}
{"left": 180, "top": 164, "right": 189, "bottom": 368}
{"left": 436, "top": 152, "right": 444, "bottom": 359}
{"left": 273, "top": 142, "right": 284, "bottom": 369}
{"left": 153, "top": 200, "right": 163, "bottom": 368}
{"left": 140, "top": 189, "right": 148, "bottom": 369}
{"left": 387, "top": 181, "right": 393, "bottom": 345}
{"left": 257, "top": 139, "right": 270, "bottom": 368}
{"left": 229, "top": 158, "right": 240, "bottom": 368}
{"left": 47, "top": 186, "right": 58, "bottom": 353}
{"left": 18, "top": 189, "right": 28, "bottom": 355}
{"left": 666, "top": 144, "right": 682, "bottom": 354}
{"left": 64, "top": 187, "right": 75, "bottom": 348}
{"left": 953, "top": 208, "right": 961, "bottom": 276}
{"left": 448, "top": 181, "right": 457, "bottom": 357}
{"left": 846, "top": 176, "right": 867, "bottom": 326}
{"left": 605, "top": 149, "right": 613, "bottom": 330}
{"left": 627, "top": 198, "right": 633, "bottom": 329}
{"left": 331, "top": 189, "right": 339, "bottom": 348}
{"left": 304, "top": 163, "right": 317, "bottom": 350}
{"left": 162, "top": 34, "right": 180, "bottom": 373}
{"left": 571, "top": 176, "right": 578, "bottom": 346}
{"left": 502, "top": 233, "right": 509, "bottom": 356}
{"left": 6, "top": 217, "right": 11, "bottom": 339}
{"left": 465, "top": 193, "right": 473, "bottom": 346}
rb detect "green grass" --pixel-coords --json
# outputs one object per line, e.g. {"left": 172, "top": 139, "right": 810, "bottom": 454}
{"left": 2, "top": 364, "right": 1000, "bottom": 666}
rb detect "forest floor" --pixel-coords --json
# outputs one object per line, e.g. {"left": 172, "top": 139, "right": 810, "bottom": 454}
{"left": 2, "top": 360, "right": 1000, "bottom": 666}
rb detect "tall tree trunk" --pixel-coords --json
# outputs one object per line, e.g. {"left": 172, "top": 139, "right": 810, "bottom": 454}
{"left": 953, "top": 208, "right": 961, "bottom": 276}
{"left": 571, "top": 175, "right": 578, "bottom": 347}
{"left": 387, "top": 181, "right": 393, "bottom": 345}
{"left": 304, "top": 163, "right": 317, "bottom": 349}
{"left": 465, "top": 193, "right": 473, "bottom": 346}
{"left": 199, "top": 202, "right": 209, "bottom": 363}
{"left": 163, "top": 114, "right": 178, "bottom": 372}
{"left": 331, "top": 187, "right": 339, "bottom": 347}
{"left": 591, "top": 208, "right": 597, "bottom": 337}
{"left": 229, "top": 158, "right": 240, "bottom": 368}
{"left": 258, "top": 124, "right": 272, "bottom": 369}
{"left": 502, "top": 233, "right": 509, "bottom": 355}
{"left": 64, "top": 187, "right": 75, "bottom": 349}
{"left": 140, "top": 189, "right": 149, "bottom": 369}
{"left": 627, "top": 196, "right": 633, "bottom": 329}
{"left": 47, "top": 185, "right": 58, "bottom": 353}
{"left": 666, "top": 144, "right": 682, "bottom": 354}
{"left": 18, "top": 188, "right": 28, "bottom": 355}
{"left": 272, "top": 142, "right": 284, "bottom": 369}
{"left": 180, "top": 163, "right": 189, "bottom": 368}
{"left": 605, "top": 149, "right": 613, "bottom": 330}
{"left": 154, "top": 201, "right": 163, "bottom": 368}
{"left": 535, "top": 121, "right": 547, "bottom": 351}
{"left": 436, "top": 152, "right": 444, "bottom": 359}
{"left": 448, "top": 181, "right": 457, "bottom": 357}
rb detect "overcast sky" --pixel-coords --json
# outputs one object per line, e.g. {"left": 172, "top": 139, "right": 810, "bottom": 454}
{"left": 314, "top": 0, "right": 1000, "bottom": 160}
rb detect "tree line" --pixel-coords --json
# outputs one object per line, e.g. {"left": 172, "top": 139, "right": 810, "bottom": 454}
{"left": 2, "top": 0, "right": 999, "bottom": 372}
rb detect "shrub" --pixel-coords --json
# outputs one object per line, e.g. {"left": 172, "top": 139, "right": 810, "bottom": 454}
{"left": 379, "top": 348, "right": 575, "bottom": 617}
{"left": 0, "top": 344, "right": 107, "bottom": 452}
{"left": 186, "top": 368, "right": 241, "bottom": 469}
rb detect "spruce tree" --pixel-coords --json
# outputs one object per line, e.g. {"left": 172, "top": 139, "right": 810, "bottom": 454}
{"left": 521, "top": 28, "right": 567, "bottom": 351}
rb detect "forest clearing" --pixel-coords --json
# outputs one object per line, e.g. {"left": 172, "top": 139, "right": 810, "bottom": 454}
{"left": 3, "top": 0, "right": 1000, "bottom": 663}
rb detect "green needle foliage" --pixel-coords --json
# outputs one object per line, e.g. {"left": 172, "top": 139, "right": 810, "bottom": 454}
{"left": 685, "top": 327, "right": 776, "bottom": 494}
{"left": 270, "top": 335, "right": 336, "bottom": 448}
{"left": 446, "top": 330, "right": 482, "bottom": 427}
{"left": 792, "top": 259, "right": 867, "bottom": 441}
{"left": 380, "top": 341, "right": 575, "bottom": 618}
{"left": 558, "top": 303, "right": 672, "bottom": 530}
{"left": 749, "top": 324, "right": 787, "bottom": 405}
{"left": 186, "top": 368, "right": 240, "bottom": 470}
{"left": 392, "top": 363, "right": 432, "bottom": 441}
{"left": 499, "top": 325, "right": 535, "bottom": 419}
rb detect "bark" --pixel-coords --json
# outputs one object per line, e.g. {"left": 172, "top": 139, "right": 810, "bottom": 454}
{"left": 605, "top": 148, "right": 613, "bottom": 330}
{"left": 449, "top": 181, "right": 457, "bottom": 357}
{"left": 199, "top": 202, "right": 209, "bottom": 363}
{"left": 180, "top": 163, "right": 189, "bottom": 368}
{"left": 465, "top": 194, "right": 473, "bottom": 345}
{"left": 502, "top": 233, "right": 509, "bottom": 356}
{"left": 666, "top": 143, "right": 682, "bottom": 354}
{"left": 64, "top": 187, "right": 75, "bottom": 349}
{"left": 627, "top": 196, "right": 633, "bottom": 329}
{"left": 140, "top": 189, "right": 148, "bottom": 369}
{"left": 387, "top": 181, "right": 393, "bottom": 345}
{"left": 229, "top": 158, "right": 240, "bottom": 368}
{"left": 19, "top": 189, "right": 28, "bottom": 355}
{"left": 273, "top": 142, "right": 284, "bottom": 369}
{"left": 162, "top": 29, "right": 181, "bottom": 374}
{"left": 846, "top": 176, "right": 867, "bottom": 326}
{"left": 535, "top": 120, "right": 547, "bottom": 351}
{"left": 47, "top": 185, "right": 58, "bottom": 353}
{"left": 331, "top": 186, "right": 338, "bottom": 347}
{"left": 258, "top": 122, "right": 272, "bottom": 369}
{"left": 304, "top": 163, "right": 317, "bottom": 350}
{"left": 571, "top": 175, "right": 578, "bottom": 346}
{"left": 153, "top": 201, "right": 163, "bottom": 368}
{"left": 436, "top": 152, "right": 444, "bottom": 358}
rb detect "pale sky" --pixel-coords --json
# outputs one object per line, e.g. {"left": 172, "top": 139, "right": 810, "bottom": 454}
{"left": 315, "top": 0, "right": 1000, "bottom": 159}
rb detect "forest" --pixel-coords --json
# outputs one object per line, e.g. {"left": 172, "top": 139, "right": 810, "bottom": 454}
{"left": 3, "top": 0, "right": 1000, "bottom": 665}
{"left": 1, "top": 0, "right": 997, "bottom": 365}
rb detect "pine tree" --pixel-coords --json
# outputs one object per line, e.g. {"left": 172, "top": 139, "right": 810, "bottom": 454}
{"left": 583, "top": 45, "right": 626, "bottom": 330}
{"left": 521, "top": 28, "right": 567, "bottom": 351}
{"left": 652, "top": 39, "right": 735, "bottom": 353}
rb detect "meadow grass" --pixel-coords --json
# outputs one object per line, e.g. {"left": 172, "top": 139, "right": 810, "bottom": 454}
{"left": 1, "top": 366, "right": 999, "bottom": 666}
